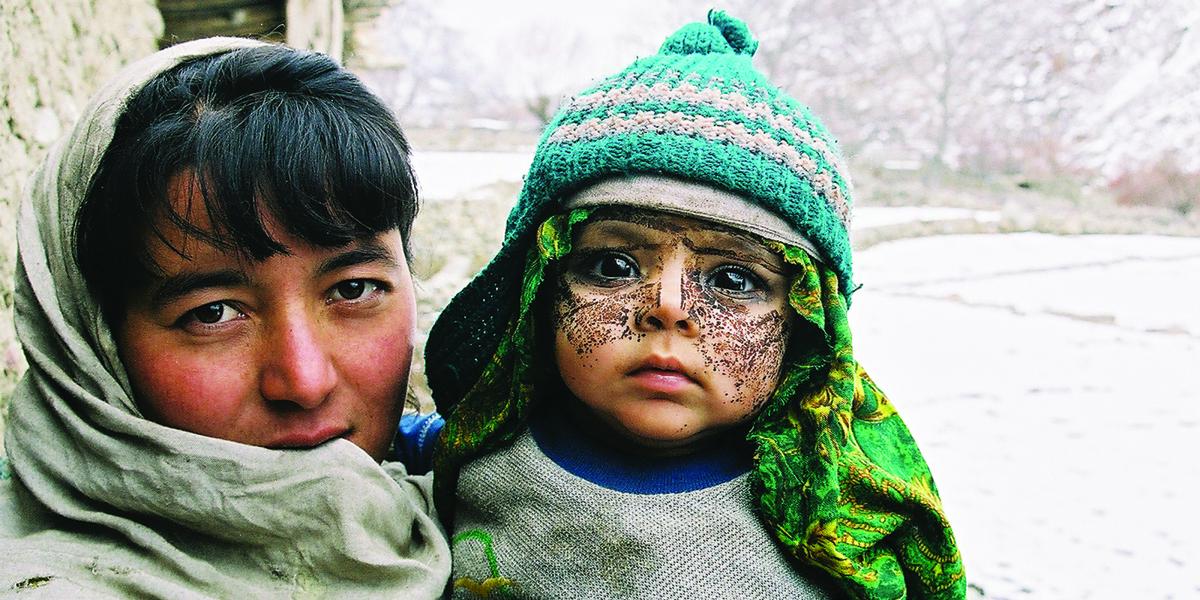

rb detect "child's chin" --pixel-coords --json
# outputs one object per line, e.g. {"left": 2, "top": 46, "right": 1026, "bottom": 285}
{"left": 612, "top": 421, "right": 710, "bottom": 454}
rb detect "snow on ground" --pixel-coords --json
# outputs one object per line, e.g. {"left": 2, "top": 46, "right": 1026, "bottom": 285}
{"left": 856, "top": 233, "right": 1200, "bottom": 336}
{"left": 850, "top": 234, "right": 1200, "bottom": 599}
{"left": 855, "top": 206, "right": 1001, "bottom": 229}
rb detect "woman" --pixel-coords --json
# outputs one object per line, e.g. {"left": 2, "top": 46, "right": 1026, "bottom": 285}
{"left": 0, "top": 38, "right": 450, "bottom": 597}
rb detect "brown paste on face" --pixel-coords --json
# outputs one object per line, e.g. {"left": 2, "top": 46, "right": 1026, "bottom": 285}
{"left": 553, "top": 271, "right": 655, "bottom": 366}
{"left": 552, "top": 212, "right": 791, "bottom": 409}
{"left": 679, "top": 262, "right": 790, "bottom": 408}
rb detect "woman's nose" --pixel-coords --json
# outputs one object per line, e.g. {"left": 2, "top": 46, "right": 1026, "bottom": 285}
{"left": 259, "top": 314, "right": 337, "bottom": 408}
{"left": 635, "top": 257, "right": 699, "bottom": 337}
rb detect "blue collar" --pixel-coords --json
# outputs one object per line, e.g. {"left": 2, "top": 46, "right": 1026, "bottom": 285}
{"left": 528, "top": 401, "right": 752, "bottom": 494}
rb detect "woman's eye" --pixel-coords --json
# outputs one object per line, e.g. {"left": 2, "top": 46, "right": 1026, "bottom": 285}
{"left": 708, "top": 267, "right": 764, "bottom": 294}
{"left": 185, "top": 302, "right": 241, "bottom": 326}
{"left": 329, "top": 279, "right": 382, "bottom": 302}
{"left": 587, "top": 253, "right": 639, "bottom": 280}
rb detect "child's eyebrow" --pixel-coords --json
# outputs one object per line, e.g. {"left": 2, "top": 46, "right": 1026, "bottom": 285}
{"left": 581, "top": 220, "right": 655, "bottom": 239}
{"left": 576, "top": 222, "right": 665, "bottom": 251}
{"left": 576, "top": 240, "right": 662, "bottom": 253}
{"left": 151, "top": 269, "right": 248, "bottom": 307}
{"left": 317, "top": 239, "right": 398, "bottom": 276}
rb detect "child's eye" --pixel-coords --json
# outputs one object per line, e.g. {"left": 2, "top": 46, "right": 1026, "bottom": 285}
{"left": 328, "top": 279, "right": 386, "bottom": 302}
{"left": 178, "top": 301, "right": 245, "bottom": 329}
{"left": 583, "top": 252, "right": 640, "bottom": 281}
{"left": 707, "top": 266, "right": 766, "bottom": 294}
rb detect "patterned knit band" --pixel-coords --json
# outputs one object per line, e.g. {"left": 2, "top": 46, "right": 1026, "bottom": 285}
{"left": 511, "top": 9, "right": 855, "bottom": 298}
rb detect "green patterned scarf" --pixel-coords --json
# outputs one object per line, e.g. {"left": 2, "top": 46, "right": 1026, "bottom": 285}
{"left": 434, "top": 210, "right": 965, "bottom": 599}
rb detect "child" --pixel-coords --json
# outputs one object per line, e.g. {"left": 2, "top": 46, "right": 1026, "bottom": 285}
{"left": 425, "top": 11, "right": 965, "bottom": 600}
{"left": 0, "top": 39, "right": 449, "bottom": 596}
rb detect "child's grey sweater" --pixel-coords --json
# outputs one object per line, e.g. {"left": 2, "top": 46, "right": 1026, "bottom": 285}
{"left": 451, "top": 408, "right": 834, "bottom": 599}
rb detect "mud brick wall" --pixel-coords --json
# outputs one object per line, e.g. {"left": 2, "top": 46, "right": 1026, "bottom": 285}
{"left": 0, "top": 1, "right": 162, "bottom": 425}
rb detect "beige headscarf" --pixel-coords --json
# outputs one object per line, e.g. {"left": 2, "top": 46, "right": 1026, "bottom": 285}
{"left": 0, "top": 38, "right": 450, "bottom": 598}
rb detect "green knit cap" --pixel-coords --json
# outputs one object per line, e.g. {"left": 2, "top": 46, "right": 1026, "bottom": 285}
{"left": 427, "top": 10, "right": 855, "bottom": 407}
{"left": 521, "top": 9, "right": 852, "bottom": 285}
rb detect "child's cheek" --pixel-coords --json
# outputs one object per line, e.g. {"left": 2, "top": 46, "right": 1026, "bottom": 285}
{"left": 709, "top": 310, "right": 790, "bottom": 409}
{"left": 682, "top": 265, "right": 790, "bottom": 407}
{"left": 552, "top": 273, "right": 655, "bottom": 361}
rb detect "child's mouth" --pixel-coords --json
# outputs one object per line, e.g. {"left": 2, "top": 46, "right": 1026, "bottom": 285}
{"left": 628, "top": 357, "right": 697, "bottom": 392}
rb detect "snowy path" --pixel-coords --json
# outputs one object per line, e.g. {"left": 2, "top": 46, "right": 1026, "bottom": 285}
{"left": 850, "top": 233, "right": 1200, "bottom": 599}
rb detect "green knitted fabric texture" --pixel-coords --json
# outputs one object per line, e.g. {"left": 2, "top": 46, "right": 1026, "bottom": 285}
{"left": 432, "top": 211, "right": 965, "bottom": 599}
{"left": 426, "top": 11, "right": 854, "bottom": 407}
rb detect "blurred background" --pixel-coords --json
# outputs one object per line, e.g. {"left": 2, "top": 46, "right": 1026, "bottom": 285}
{"left": 2, "top": 1, "right": 1197, "bottom": 597}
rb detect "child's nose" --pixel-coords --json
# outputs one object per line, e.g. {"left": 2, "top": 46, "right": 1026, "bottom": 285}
{"left": 259, "top": 312, "right": 338, "bottom": 409}
{"left": 636, "top": 258, "right": 699, "bottom": 337}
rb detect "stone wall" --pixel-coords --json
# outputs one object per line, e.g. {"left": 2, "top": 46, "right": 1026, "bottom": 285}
{"left": 0, "top": 1, "right": 163, "bottom": 422}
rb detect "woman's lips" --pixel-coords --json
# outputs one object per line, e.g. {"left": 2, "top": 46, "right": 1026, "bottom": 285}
{"left": 628, "top": 356, "right": 697, "bottom": 393}
{"left": 267, "top": 425, "right": 350, "bottom": 450}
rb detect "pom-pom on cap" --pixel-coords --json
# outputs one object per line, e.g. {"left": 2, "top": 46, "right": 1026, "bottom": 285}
{"left": 659, "top": 9, "right": 758, "bottom": 56}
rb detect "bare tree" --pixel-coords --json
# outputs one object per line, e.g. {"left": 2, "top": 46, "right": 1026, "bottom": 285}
{"left": 731, "top": 0, "right": 1199, "bottom": 180}
{"left": 357, "top": 1, "right": 477, "bottom": 120}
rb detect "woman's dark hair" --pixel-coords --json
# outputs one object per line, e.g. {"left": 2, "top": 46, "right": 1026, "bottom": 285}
{"left": 75, "top": 44, "right": 419, "bottom": 323}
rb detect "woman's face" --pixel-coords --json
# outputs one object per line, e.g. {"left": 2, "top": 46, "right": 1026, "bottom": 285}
{"left": 552, "top": 210, "right": 794, "bottom": 454}
{"left": 116, "top": 174, "right": 415, "bottom": 461}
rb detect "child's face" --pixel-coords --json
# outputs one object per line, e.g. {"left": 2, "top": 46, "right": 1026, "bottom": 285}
{"left": 552, "top": 210, "right": 794, "bottom": 453}
{"left": 116, "top": 173, "right": 415, "bottom": 461}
